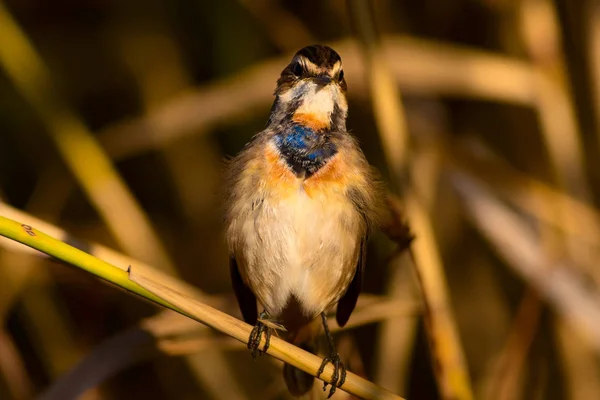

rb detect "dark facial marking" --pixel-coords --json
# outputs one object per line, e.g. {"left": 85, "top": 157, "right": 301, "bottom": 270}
{"left": 291, "top": 61, "right": 303, "bottom": 77}
{"left": 330, "top": 102, "right": 345, "bottom": 130}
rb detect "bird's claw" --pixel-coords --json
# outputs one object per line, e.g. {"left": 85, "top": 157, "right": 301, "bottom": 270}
{"left": 316, "top": 351, "right": 347, "bottom": 398}
{"left": 248, "top": 312, "right": 272, "bottom": 358}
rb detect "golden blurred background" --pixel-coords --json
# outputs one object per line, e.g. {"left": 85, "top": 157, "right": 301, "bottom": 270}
{"left": 1, "top": 0, "right": 600, "bottom": 399}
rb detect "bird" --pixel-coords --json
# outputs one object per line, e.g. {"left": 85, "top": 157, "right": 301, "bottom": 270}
{"left": 223, "top": 44, "right": 386, "bottom": 398}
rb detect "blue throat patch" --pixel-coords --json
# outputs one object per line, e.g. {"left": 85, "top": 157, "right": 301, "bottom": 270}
{"left": 274, "top": 125, "right": 337, "bottom": 177}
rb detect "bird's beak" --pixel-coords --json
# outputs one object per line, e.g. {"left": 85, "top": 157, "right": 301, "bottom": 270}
{"left": 312, "top": 76, "right": 332, "bottom": 88}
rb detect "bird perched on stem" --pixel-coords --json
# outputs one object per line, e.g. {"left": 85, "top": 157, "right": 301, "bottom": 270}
{"left": 224, "top": 44, "right": 386, "bottom": 398}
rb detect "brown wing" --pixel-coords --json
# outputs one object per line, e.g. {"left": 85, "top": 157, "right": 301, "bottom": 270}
{"left": 230, "top": 256, "right": 258, "bottom": 324}
{"left": 336, "top": 237, "right": 366, "bottom": 327}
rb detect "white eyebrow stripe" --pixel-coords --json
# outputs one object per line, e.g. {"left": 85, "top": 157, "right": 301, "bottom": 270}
{"left": 299, "top": 58, "right": 321, "bottom": 74}
{"left": 296, "top": 56, "right": 342, "bottom": 76}
{"left": 331, "top": 61, "right": 342, "bottom": 75}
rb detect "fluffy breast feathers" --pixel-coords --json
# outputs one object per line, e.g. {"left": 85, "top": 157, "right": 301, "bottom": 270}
{"left": 224, "top": 130, "right": 386, "bottom": 239}
{"left": 224, "top": 129, "right": 386, "bottom": 317}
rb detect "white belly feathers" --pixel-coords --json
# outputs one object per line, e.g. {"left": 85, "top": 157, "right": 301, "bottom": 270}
{"left": 236, "top": 185, "right": 362, "bottom": 318}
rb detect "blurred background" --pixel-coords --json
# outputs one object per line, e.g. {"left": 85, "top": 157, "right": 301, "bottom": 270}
{"left": 1, "top": 0, "right": 600, "bottom": 399}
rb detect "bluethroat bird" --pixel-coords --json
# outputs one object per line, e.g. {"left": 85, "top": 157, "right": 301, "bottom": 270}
{"left": 224, "top": 45, "right": 386, "bottom": 397}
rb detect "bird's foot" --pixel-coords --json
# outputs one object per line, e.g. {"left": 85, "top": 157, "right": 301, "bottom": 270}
{"left": 248, "top": 311, "right": 272, "bottom": 358}
{"left": 316, "top": 351, "right": 347, "bottom": 398}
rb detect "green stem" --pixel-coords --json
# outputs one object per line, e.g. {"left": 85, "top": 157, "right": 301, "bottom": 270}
{"left": 0, "top": 216, "right": 178, "bottom": 314}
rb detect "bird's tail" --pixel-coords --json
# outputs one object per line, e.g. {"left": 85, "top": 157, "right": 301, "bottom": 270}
{"left": 283, "top": 319, "right": 322, "bottom": 396}
{"left": 283, "top": 341, "right": 317, "bottom": 396}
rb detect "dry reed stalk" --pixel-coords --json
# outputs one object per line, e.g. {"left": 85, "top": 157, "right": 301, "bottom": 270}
{"left": 591, "top": 2, "right": 600, "bottom": 140}
{"left": 465, "top": 3, "right": 599, "bottom": 390}
{"left": 529, "top": 3, "right": 600, "bottom": 393}
{"left": 348, "top": 1, "right": 419, "bottom": 395}
{"left": 479, "top": 289, "right": 542, "bottom": 400}
{"left": 0, "top": 328, "right": 33, "bottom": 400}
{"left": 448, "top": 141, "right": 600, "bottom": 287}
{"left": 453, "top": 172, "right": 600, "bottom": 350}
{"left": 554, "top": 320, "right": 600, "bottom": 400}
{"left": 116, "top": 17, "right": 247, "bottom": 399}
{"left": 0, "top": 1, "right": 175, "bottom": 276}
{"left": 99, "top": 36, "right": 536, "bottom": 161}
{"left": 518, "top": 0, "right": 598, "bottom": 257}
{"left": 348, "top": 1, "right": 474, "bottom": 398}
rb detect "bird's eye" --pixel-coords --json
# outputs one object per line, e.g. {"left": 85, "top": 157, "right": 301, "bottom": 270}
{"left": 291, "top": 62, "right": 303, "bottom": 77}
{"left": 338, "top": 70, "right": 345, "bottom": 81}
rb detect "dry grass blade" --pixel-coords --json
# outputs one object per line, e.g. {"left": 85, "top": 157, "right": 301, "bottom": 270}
{"left": 38, "top": 328, "right": 157, "bottom": 400}
{"left": 452, "top": 172, "right": 600, "bottom": 351}
{"left": 348, "top": 1, "right": 473, "bottom": 398}
{"left": 448, "top": 141, "right": 600, "bottom": 286}
{"left": 518, "top": 15, "right": 599, "bottom": 394}
{"left": 99, "top": 36, "right": 536, "bottom": 161}
{"left": 348, "top": 1, "right": 417, "bottom": 395}
{"left": 480, "top": 289, "right": 542, "bottom": 400}
{"left": 405, "top": 147, "right": 474, "bottom": 400}
{"left": 450, "top": 136, "right": 600, "bottom": 398}
{"left": 405, "top": 193, "right": 474, "bottom": 400}
{"left": 372, "top": 255, "right": 418, "bottom": 394}
{"left": 350, "top": 0, "right": 409, "bottom": 179}
{"left": 0, "top": 1, "right": 175, "bottom": 274}
{"left": 337, "top": 297, "right": 420, "bottom": 332}
{"left": 555, "top": 320, "right": 600, "bottom": 400}
{"left": 518, "top": 0, "right": 592, "bottom": 200}
{"left": 590, "top": 1, "right": 600, "bottom": 141}
{"left": 0, "top": 328, "right": 33, "bottom": 400}
{"left": 117, "top": 21, "right": 247, "bottom": 399}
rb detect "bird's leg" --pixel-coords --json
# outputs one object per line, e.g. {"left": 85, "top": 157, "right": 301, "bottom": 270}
{"left": 316, "top": 312, "right": 347, "bottom": 398}
{"left": 248, "top": 310, "right": 273, "bottom": 358}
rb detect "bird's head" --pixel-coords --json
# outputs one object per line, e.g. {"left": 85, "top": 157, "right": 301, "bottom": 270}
{"left": 269, "top": 45, "right": 348, "bottom": 132}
